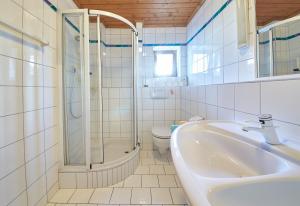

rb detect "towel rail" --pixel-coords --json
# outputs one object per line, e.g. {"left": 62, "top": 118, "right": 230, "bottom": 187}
{"left": 0, "top": 19, "right": 49, "bottom": 46}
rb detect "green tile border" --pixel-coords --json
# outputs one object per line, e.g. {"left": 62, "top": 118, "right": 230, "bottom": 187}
{"left": 44, "top": 0, "right": 58, "bottom": 12}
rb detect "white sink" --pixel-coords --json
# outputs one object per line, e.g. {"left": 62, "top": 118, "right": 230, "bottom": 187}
{"left": 208, "top": 179, "right": 300, "bottom": 206}
{"left": 171, "top": 121, "right": 300, "bottom": 206}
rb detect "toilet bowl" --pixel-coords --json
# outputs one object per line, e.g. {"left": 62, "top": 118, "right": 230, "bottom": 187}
{"left": 152, "top": 126, "right": 171, "bottom": 154}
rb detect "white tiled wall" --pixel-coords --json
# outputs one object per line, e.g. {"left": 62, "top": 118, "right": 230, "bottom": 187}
{"left": 181, "top": 0, "right": 300, "bottom": 145}
{"left": 187, "top": 0, "right": 256, "bottom": 85}
{"left": 0, "top": 0, "right": 60, "bottom": 205}
{"left": 138, "top": 27, "right": 187, "bottom": 150}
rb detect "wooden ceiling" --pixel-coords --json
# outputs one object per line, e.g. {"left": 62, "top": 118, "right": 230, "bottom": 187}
{"left": 73, "top": 0, "right": 205, "bottom": 28}
{"left": 256, "top": 0, "right": 300, "bottom": 26}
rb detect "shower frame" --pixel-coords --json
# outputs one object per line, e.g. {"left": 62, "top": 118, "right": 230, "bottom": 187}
{"left": 61, "top": 9, "right": 139, "bottom": 170}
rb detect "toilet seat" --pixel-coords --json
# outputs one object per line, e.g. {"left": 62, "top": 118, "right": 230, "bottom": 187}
{"left": 152, "top": 127, "right": 171, "bottom": 139}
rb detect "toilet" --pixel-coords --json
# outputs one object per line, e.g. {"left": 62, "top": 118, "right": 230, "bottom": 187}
{"left": 152, "top": 126, "right": 172, "bottom": 154}
{"left": 152, "top": 117, "right": 205, "bottom": 154}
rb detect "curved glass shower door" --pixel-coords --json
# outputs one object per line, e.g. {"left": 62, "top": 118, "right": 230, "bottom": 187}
{"left": 89, "top": 14, "right": 138, "bottom": 164}
{"left": 62, "top": 12, "right": 88, "bottom": 165}
{"left": 62, "top": 9, "right": 138, "bottom": 168}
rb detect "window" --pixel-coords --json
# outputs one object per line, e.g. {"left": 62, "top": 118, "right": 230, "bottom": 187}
{"left": 154, "top": 50, "right": 177, "bottom": 77}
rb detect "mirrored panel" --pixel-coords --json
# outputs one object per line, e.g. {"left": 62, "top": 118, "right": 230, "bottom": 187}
{"left": 256, "top": 1, "right": 300, "bottom": 77}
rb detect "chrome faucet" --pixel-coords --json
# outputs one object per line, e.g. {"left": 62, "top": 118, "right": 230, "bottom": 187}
{"left": 242, "top": 114, "right": 281, "bottom": 145}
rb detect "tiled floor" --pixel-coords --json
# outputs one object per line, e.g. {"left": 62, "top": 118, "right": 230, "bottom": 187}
{"left": 48, "top": 150, "right": 188, "bottom": 206}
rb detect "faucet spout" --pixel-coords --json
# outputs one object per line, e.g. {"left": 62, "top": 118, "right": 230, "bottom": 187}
{"left": 242, "top": 114, "right": 281, "bottom": 145}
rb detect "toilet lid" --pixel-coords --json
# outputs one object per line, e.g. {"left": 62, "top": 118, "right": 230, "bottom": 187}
{"left": 152, "top": 126, "right": 171, "bottom": 139}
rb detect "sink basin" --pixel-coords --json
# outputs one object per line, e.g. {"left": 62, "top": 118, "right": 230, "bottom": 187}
{"left": 208, "top": 179, "right": 300, "bottom": 206}
{"left": 171, "top": 121, "right": 300, "bottom": 206}
{"left": 179, "top": 127, "right": 289, "bottom": 178}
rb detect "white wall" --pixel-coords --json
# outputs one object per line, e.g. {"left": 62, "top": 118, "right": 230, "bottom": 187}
{"left": 181, "top": 0, "right": 300, "bottom": 145}
{"left": 139, "top": 27, "right": 187, "bottom": 150}
{"left": 0, "top": 0, "right": 78, "bottom": 205}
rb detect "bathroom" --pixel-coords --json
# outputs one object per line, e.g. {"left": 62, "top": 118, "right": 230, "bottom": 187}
{"left": 0, "top": 0, "right": 300, "bottom": 205}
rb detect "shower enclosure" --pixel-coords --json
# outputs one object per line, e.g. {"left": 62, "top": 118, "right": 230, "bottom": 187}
{"left": 62, "top": 9, "right": 139, "bottom": 169}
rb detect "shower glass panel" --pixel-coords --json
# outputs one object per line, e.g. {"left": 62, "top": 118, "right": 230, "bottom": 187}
{"left": 62, "top": 9, "right": 138, "bottom": 167}
{"left": 89, "top": 16, "right": 136, "bottom": 164}
{"left": 62, "top": 13, "right": 86, "bottom": 165}
{"left": 89, "top": 16, "right": 104, "bottom": 164}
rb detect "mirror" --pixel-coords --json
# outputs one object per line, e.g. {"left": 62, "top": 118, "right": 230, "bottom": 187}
{"left": 256, "top": 1, "right": 300, "bottom": 77}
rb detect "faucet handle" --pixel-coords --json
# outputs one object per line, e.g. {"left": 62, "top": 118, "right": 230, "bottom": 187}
{"left": 259, "top": 114, "right": 273, "bottom": 127}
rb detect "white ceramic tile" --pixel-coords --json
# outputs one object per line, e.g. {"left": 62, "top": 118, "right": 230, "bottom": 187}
{"left": 149, "top": 165, "right": 165, "bottom": 174}
{"left": 238, "top": 59, "right": 255, "bottom": 82}
{"left": 170, "top": 188, "right": 187, "bottom": 204}
{"left": 68, "top": 189, "right": 94, "bottom": 203}
{"left": 8, "top": 190, "right": 28, "bottom": 206}
{"left": 50, "top": 189, "right": 75, "bottom": 203}
{"left": 174, "top": 175, "right": 182, "bottom": 187}
{"left": 45, "top": 126, "right": 58, "bottom": 150}
{"left": 217, "top": 84, "right": 234, "bottom": 109}
{"left": 158, "top": 175, "right": 177, "bottom": 187}
{"left": 142, "top": 175, "right": 159, "bottom": 187}
{"left": 26, "top": 154, "right": 45, "bottom": 186}
{"left": 0, "top": 166, "right": 26, "bottom": 206}
{"left": 23, "top": 86, "right": 44, "bottom": 112}
{"left": 0, "top": 86, "right": 22, "bottom": 116}
{"left": 223, "top": 21, "right": 237, "bottom": 46}
{"left": 45, "top": 145, "right": 58, "bottom": 170}
{"left": 223, "top": 42, "right": 238, "bottom": 66}
{"left": 0, "top": 113, "right": 23, "bottom": 148}
{"left": 206, "top": 105, "right": 218, "bottom": 120}
{"left": 234, "top": 111, "right": 258, "bottom": 122}
{"left": 0, "top": 25, "right": 22, "bottom": 59}
{"left": 27, "top": 176, "right": 46, "bottom": 206}
{"left": 124, "top": 175, "right": 141, "bottom": 187}
{"left": 134, "top": 165, "right": 149, "bottom": 175}
{"left": 43, "top": 3, "right": 57, "bottom": 29}
{"left": 44, "top": 67, "right": 58, "bottom": 87}
{"left": 23, "top": 36, "right": 43, "bottom": 64}
{"left": 110, "top": 188, "right": 131, "bottom": 204}
{"left": 46, "top": 164, "right": 58, "bottom": 191}
{"left": 59, "top": 173, "right": 77, "bottom": 189}
{"left": 218, "top": 108, "right": 235, "bottom": 121}
{"left": 89, "top": 188, "right": 113, "bottom": 204}
{"left": 76, "top": 173, "right": 88, "bottom": 189}
{"left": 43, "top": 46, "right": 57, "bottom": 68}
{"left": 131, "top": 188, "right": 151, "bottom": 204}
{"left": 44, "top": 87, "right": 57, "bottom": 108}
{"left": 0, "top": 140, "right": 24, "bottom": 179}
{"left": 205, "top": 85, "right": 218, "bottom": 105}
{"left": 23, "top": 0, "right": 43, "bottom": 20}
{"left": 235, "top": 82, "right": 260, "bottom": 115}
{"left": 151, "top": 188, "right": 173, "bottom": 204}
{"left": 0, "top": 55, "right": 22, "bottom": 86}
{"left": 224, "top": 63, "right": 238, "bottom": 83}
{"left": 0, "top": 0, "right": 22, "bottom": 31}
{"left": 23, "top": 62, "right": 43, "bottom": 86}
{"left": 23, "top": 10, "right": 43, "bottom": 43}
{"left": 44, "top": 107, "right": 57, "bottom": 129}
{"left": 261, "top": 80, "right": 300, "bottom": 125}
{"left": 24, "top": 109, "right": 44, "bottom": 137}
{"left": 164, "top": 165, "right": 176, "bottom": 175}
{"left": 44, "top": 24, "right": 57, "bottom": 49}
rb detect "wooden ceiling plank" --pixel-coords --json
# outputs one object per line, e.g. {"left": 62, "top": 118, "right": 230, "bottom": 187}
{"left": 74, "top": 0, "right": 204, "bottom": 27}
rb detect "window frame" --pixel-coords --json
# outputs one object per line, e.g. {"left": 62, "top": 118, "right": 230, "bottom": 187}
{"left": 153, "top": 50, "right": 178, "bottom": 78}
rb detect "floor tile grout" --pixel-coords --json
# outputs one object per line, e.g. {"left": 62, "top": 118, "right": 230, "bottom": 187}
{"left": 49, "top": 150, "right": 188, "bottom": 205}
